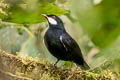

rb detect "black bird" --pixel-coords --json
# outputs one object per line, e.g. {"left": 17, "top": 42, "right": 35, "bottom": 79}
{"left": 42, "top": 14, "right": 90, "bottom": 70}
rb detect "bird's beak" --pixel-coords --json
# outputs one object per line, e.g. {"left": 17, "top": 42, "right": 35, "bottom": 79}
{"left": 41, "top": 14, "right": 48, "bottom": 18}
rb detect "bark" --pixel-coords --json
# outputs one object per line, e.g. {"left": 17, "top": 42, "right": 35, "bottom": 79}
{"left": 0, "top": 49, "right": 114, "bottom": 80}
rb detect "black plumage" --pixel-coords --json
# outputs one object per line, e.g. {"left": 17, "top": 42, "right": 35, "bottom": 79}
{"left": 42, "top": 14, "right": 90, "bottom": 70}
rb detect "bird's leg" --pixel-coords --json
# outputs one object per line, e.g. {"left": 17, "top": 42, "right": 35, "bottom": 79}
{"left": 69, "top": 62, "right": 74, "bottom": 69}
{"left": 54, "top": 59, "right": 59, "bottom": 66}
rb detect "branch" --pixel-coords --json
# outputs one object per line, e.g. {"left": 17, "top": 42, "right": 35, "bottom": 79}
{"left": 0, "top": 49, "right": 114, "bottom": 80}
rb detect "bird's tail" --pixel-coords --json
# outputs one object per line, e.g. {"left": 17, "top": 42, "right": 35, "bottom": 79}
{"left": 81, "top": 61, "right": 90, "bottom": 70}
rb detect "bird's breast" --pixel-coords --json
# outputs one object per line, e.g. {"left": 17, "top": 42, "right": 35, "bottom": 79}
{"left": 44, "top": 29, "right": 62, "bottom": 46}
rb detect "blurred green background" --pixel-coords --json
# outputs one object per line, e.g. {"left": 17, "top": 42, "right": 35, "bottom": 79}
{"left": 0, "top": 0, "right": 120, "bottom": 78}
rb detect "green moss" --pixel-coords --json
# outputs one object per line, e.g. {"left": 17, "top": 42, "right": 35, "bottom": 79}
{"left": 0, "top": 50, "right": 115, "bottom": 80}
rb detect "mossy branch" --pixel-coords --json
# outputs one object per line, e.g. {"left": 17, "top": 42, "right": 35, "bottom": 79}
{"left": 0, "top": 49, "right": 114, "bottom": 80}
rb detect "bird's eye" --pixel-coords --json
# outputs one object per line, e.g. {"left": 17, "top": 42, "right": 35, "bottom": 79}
{"left": 52, "top": 16, "right": 56, "bottom": 19}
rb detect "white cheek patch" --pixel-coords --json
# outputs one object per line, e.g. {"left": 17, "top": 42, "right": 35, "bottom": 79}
{"left": 48, "top": 17, "right": 57, "bottom": 25}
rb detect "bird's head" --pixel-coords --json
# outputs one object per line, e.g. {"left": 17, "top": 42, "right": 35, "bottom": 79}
{"left": 42, "top": 14, "right": 65, "bottom": 29}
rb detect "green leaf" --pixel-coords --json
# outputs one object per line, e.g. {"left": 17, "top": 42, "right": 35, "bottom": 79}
{"left": 90, "top": 35, "right": 120, "bottom": 69}
{"left": 0, "top": 2, "right": 68, "bottom": 24}
{"left": 71, "top": 0, "right": 120, "bottom": 48}
{"left": 38, "top": 0, "right": 56, "bottom": 3}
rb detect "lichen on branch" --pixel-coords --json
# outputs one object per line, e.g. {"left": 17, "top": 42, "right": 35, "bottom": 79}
{"left": 0, "top": 49, "right": 114, "bottom": 80}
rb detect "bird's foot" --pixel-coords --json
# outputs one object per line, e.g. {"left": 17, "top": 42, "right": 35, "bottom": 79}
{"left": 49, "top": 62, "right": 57, "bottom": 69}
{"left": 75, "top": 66, "right": 82, "bottom": 71}
{"left": 49, "top": 64, "right": 57, "bottom": 71}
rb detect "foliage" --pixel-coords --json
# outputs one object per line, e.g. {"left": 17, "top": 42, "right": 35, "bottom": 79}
{"left": 70, "top": 0, "right": 120, "bottom": 78}
{"left": 0, "top": 0, "right": 68, "bottom": 24}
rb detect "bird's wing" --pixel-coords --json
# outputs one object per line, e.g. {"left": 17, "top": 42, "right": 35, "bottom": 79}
{"left": 60, "top": 33, "right": 89, "bottom": 69}
{"left": 59, "top": 33, "right": 83, "bottom": 58}
{"left": 60, "top": 35, "right": 68, "bottom": 51}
